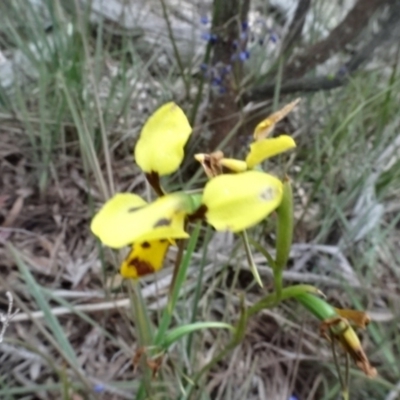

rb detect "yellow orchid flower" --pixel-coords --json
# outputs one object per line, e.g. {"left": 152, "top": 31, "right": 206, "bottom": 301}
{"left": 120, "top": 239, "right": 171, "bottom": 279}
{"left": 134, "top": 102, "right": 192, "bottom": 176}
{"left": 90, "top": 193, "right": 190, "bottom": 248}
{"left": 201, "top": 170, "right": 283, "bottom": 232}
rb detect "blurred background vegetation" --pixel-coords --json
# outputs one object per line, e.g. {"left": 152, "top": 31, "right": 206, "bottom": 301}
{"left": 0, "top": 0, "right": 400, "bottom": 399}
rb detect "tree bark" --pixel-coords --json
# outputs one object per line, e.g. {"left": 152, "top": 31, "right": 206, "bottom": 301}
{"left": 207, "top": 0, "right": 250, "bottom": 151}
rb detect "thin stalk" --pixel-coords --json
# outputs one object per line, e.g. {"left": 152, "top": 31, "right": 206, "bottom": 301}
{"left": 160, "top": 0, "right": 190, "bottom": 97}
{"left": 73, "top": 0, "right": 115, "bottom": 197}
{"left": 241, "top": 230, "right": 263, "bottom": 287}
{"left": 330, "top": 330, "right": 346, "bottom": 399}
{"left": 186, "top": 226, "right": 212, "bottom": 356}
{"left": 154, "top": 222, "right": 201, "bottom": 345}
{"left": 129, "top": 280, "right": 154, "bottom": 398}
{"left": 189, "top": 36, "right": 213, "bottom": 125}
{"left": 272, "top": 56, "right": 284, "bottom": 112}
{"left": 344, "top": 353, "right": 350, "bottom": 400}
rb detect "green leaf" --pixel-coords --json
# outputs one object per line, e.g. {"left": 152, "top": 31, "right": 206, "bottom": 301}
{"left": 161, "top": 322, "right": 234, "bottom": 350}
{"left": 8, "top": 244, "right": 78, "bottom": 366}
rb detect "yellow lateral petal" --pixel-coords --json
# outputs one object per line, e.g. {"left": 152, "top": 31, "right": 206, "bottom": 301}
{"left": 135, "top": 102, "right": 192, "bottom": 176}
{"left": 91, "top": 193, "right": 189, "bottom": 248}
{"left": 220, "top": 158, "right": 248, "bottom": 173}
{"left": 246, "top": 135, "right": 296, "bottom": 168}
{"left": 202, "top": 170, "right": 283, "bottom": 232}
{"left": 120, "top": 240, "right": 170, "bottom": 279}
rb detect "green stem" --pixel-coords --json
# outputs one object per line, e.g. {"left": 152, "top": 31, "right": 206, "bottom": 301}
{"left": 248, "top": 285, "right": 320, "bottom": 317}
{"left": 186, "top": 227, "right": 212, "bottom": 356}
{"left": 273, "top": 268, "right": 282, "bottom": 300}
{"left": 129, "top": 280, "right": 154, "bottom": 398}
{"left": 154, "top": 222, "right": 201, "bottom": 345}
{"left": 185, "top": 284, "right": 319, "bottom": 399}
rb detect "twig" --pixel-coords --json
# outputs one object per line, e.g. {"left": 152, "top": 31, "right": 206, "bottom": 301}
{"left": 280, "top": 0, "right": 311, "bottom": 55}
{"left": 244, "top": 0, "right": 400, "bottom": 101}
{"left": 0, "top": 292, "right": 19, "bottom": 343}
{"left": 282, "top": 0, "right": 387, "bottom": 79}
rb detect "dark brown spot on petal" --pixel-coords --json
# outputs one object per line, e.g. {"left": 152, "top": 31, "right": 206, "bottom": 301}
{"left": 188, "top": 204, "right": 207, "bottom": 222}
{"left": 141, "top": 241, "right": 151, "bottom": 249}
{"left": 159, "top": 239, "right": 167, "bottom": 243}
{"left": 128, "top": 206, "right": 142, "bottom": 213}
{"left": 153, "top": 218, "right": 171, "bottom": 228}
{"left": 128, "top": 257, "right": 155, "bottom": 277}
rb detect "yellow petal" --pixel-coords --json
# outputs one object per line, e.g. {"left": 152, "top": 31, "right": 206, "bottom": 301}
{"left": 246, "top": 135, "right": 296, "bottom": 168}
{"left": 120, "top": 240, "right": 170, "bottom": 279}
{"left": 91, "top": 193, "right": 189, "bottom": 248}
{"left": 202, "top": 171, "right": 283, "bottom": 232}
{"left": 135, "top": 102, "right": 192, "bottom": 176}
{"left": 219, "top": 158, "right": 248, "bottom": 173}
{"left": 253, "top": 98, "right": 300, "bottom": 140}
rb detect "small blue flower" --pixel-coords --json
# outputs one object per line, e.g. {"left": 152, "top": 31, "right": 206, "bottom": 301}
{"left": 288, "top": 396, "right": 298, "bottom": 400}
{"left": 222, "top": 64, "right": 232, "bottom": 74}
{"left": 239, "top": 50, "right": 250, "bottom": 61}
{"left": 219, "top": 86, "right": 227, "bottom": 94}
{"left": 336, "top": 65, "right": 348, "bottom": 77}
{"left": 232, "top": 39, "right": 238, "bottom": 50}
{"left": 200, "top": 63, "right": 208, "bottom": 71}
{"left": 201, "top": 33, "right": 218, "bottom": 43}
{"left": 269, "top": 32, "right": 279, "bottom": 43}
{"left": 211, "top": 77, "right": 223, "bottom": 86}
{"left": 241, "top": 21, "right": 249, "bottom": 31}
{"left": 200, "top": 16, "right": 209, "bottom": 25}
{"left": 93, "top": 384, "right": 105, "bottom": 393}
{"left": 240, "top": 31, "right": 248, "bottom": 41}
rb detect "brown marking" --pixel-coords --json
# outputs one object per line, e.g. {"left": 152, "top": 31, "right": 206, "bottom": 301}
{"left": 128, "top": 257, "right": 155, "bottom": 276}
{"left": 188, "top": 204, "right": 207, "bottom": 222}
{"left": 197, "top": 151, "right": 224, "bottom": 178}
{"left": 141, "top": 241, "right": 151, "bottom": 249}
{"left": 128, "top": 206, "right": 142, "bottom": 213}
{"left": 153, "top": 218, "right": 171, "bottom": 228}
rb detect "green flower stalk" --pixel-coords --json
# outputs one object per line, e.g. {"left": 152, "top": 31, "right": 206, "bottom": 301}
{"left": 274, "top": 178, "right": 293, "bottom": 298}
